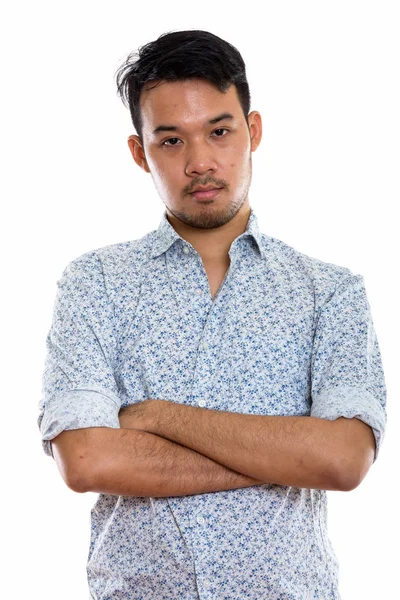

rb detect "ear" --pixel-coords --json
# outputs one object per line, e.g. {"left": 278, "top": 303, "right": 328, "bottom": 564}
{"left": 127, "top": 135, "right": 150, "bottom": 173}
{"left": 247, "top": 111, "right": 262, "bottom": 152}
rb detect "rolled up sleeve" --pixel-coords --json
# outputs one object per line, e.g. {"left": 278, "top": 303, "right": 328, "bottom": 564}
{"left": 38, "top": 252, "right": 122, "bottom": 457}
{"left": 310, "top": 273, "right": 387, "bottom": 463}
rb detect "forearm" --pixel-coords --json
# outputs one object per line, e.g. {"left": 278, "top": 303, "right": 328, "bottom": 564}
{"left": 86, "top": 427, "right": 263, "bottom": 497}
{"left": 129, "top": 402, "right": 343, "bottom": 490}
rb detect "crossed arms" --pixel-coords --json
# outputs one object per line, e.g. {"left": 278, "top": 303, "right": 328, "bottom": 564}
{"left": 51, "top": 398, "right": 376, "bottom": 496}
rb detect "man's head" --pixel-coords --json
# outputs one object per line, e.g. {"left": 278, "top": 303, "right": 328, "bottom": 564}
{"left": 115, "top": 30, "right": 262, "bottom": 230}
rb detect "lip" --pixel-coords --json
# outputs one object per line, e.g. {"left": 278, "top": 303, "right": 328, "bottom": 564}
{"left": 190, "top": 188, "right": 223, "bottom": 200}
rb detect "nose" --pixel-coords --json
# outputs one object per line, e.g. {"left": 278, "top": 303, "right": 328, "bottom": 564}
{"left": 185, "top": 141, "right": 218, "bottom": 177}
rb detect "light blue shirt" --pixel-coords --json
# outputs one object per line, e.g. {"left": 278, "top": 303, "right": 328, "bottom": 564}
{"left": 38, "top": 208, "right": 387, "bottom": 599}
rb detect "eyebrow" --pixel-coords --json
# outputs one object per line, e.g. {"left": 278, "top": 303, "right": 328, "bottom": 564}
{"left": 152, "top": 112, "right": 235, "bottom": 135}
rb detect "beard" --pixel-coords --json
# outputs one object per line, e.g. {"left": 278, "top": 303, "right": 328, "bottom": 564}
{"left": 168, "top": 194, "right": 245, "bottom": 229}
{"left": 162, "top": 158, "right": 253, "bottom": 230}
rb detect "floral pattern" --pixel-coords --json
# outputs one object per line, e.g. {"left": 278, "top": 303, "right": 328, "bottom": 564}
{"left": 38, "top": 208, "right": 387, "bottom": 599}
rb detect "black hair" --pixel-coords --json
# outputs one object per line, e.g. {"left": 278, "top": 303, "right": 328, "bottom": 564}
{"left": 115, "top": 30, "right": 251, "bottom": 141}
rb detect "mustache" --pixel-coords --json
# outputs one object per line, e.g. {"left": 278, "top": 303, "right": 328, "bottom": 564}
{"left": 184, "top": 177, "right": 229, "bottom": 195}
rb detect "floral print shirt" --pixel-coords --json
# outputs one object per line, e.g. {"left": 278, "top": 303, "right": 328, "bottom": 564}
{"left": 38, "top": 208, "right": 387, "bottom": 599}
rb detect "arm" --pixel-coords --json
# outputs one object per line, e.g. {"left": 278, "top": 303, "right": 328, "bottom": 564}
{"left": 51, "top": 427, "right": 264, "bottom": 496}
{"left": 119, "top": 400, "right": 376, "bottom": 491}
{"left": 41, "top": 255, "right": 262, "bottom": 496}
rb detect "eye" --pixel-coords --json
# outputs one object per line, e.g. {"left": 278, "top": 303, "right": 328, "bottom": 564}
{"left": 212, "top": 128, "right": 229, "bottom": 137}
{"left": 162, "top": 137, "right": 182, "bottom": 146}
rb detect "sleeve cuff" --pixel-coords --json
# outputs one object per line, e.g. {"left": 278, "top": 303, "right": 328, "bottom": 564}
{"left": 310, "top": 385, "right": 387, "bottom": 463}
{"left": 38, "top": 387, "right": 121, "bottom": 457}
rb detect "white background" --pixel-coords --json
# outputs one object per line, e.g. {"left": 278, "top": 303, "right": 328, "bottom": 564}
{"left": 1, "top": 1, "right": 399, "bottom": 598}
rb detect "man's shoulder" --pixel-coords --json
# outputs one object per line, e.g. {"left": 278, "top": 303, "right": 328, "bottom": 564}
{"left": 57, "top": 229, "right": 157, "bottom": 298}
{"left": 65, "top": 229, "right": 156, "bottom": 271}
{"left": 259, "top": 231, "right": 356, "bottom": 302}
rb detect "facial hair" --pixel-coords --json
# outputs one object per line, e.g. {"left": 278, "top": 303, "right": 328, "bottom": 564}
{"left": 165, "top": 155, "right": 253, "bottom": 230}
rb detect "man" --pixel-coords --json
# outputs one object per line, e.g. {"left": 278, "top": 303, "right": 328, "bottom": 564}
{"left": 38, "top": 30, "right": 387, "bottom": 599}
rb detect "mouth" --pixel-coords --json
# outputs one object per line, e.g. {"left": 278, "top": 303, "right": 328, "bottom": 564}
{"left": 189, "top": 187, "right": 223, "bottom": 201}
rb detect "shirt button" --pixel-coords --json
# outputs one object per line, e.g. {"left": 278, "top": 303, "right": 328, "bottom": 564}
{"left": 198, "top": 399, "right": 206, "bottom": 408}
{"left": 183, "top": 246, "right": 190, "bottom": 254}
{"left": 203, "top": 579, "right": 211, "bottom": 588}
{"left": 195, "top": 288, "right": 202, "bottom": 295}
{"left": 197, "top": 515, "right": 205, "bottom": 525}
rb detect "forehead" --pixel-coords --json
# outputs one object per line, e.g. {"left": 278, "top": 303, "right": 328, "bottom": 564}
{"left": 139, "top": 78, "right": 243, "bottom": 131}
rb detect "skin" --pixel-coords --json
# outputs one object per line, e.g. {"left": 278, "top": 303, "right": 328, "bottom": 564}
{"left": 118, "top": 400, "right": 375, "bottom": 492}
{"left": 127, "top": 78, "right": 262, "bottom": 264}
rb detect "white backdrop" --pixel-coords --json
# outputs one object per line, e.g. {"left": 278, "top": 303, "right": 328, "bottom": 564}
{"left": 1, "top": 1, "right": 399, "bottom": 598}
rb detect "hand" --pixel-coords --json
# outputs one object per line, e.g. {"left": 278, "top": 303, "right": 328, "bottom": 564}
{"left": 118, "top": 399, "right": 165, "bottom": 432}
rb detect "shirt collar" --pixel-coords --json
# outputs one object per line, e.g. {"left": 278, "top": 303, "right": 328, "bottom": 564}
{"left": 149, "top": 208, "right": 266, "bottom": 260}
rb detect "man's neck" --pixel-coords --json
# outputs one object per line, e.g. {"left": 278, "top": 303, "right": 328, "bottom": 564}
{"left": 166, "top": 203, "right": 252, "bottom": 264}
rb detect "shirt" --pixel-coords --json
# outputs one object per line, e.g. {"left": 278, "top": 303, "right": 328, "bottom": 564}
{"left": 38, "top": 208, "right": 387, "bottom": 600}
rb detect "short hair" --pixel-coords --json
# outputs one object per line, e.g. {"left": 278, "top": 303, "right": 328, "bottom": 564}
{"left": 115, "top": 30, "right": 251, "bottom": 140}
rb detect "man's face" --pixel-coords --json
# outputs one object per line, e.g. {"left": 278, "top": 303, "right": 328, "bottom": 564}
{"left": 128, "top": 78, "right": 262, "bottom": 229}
